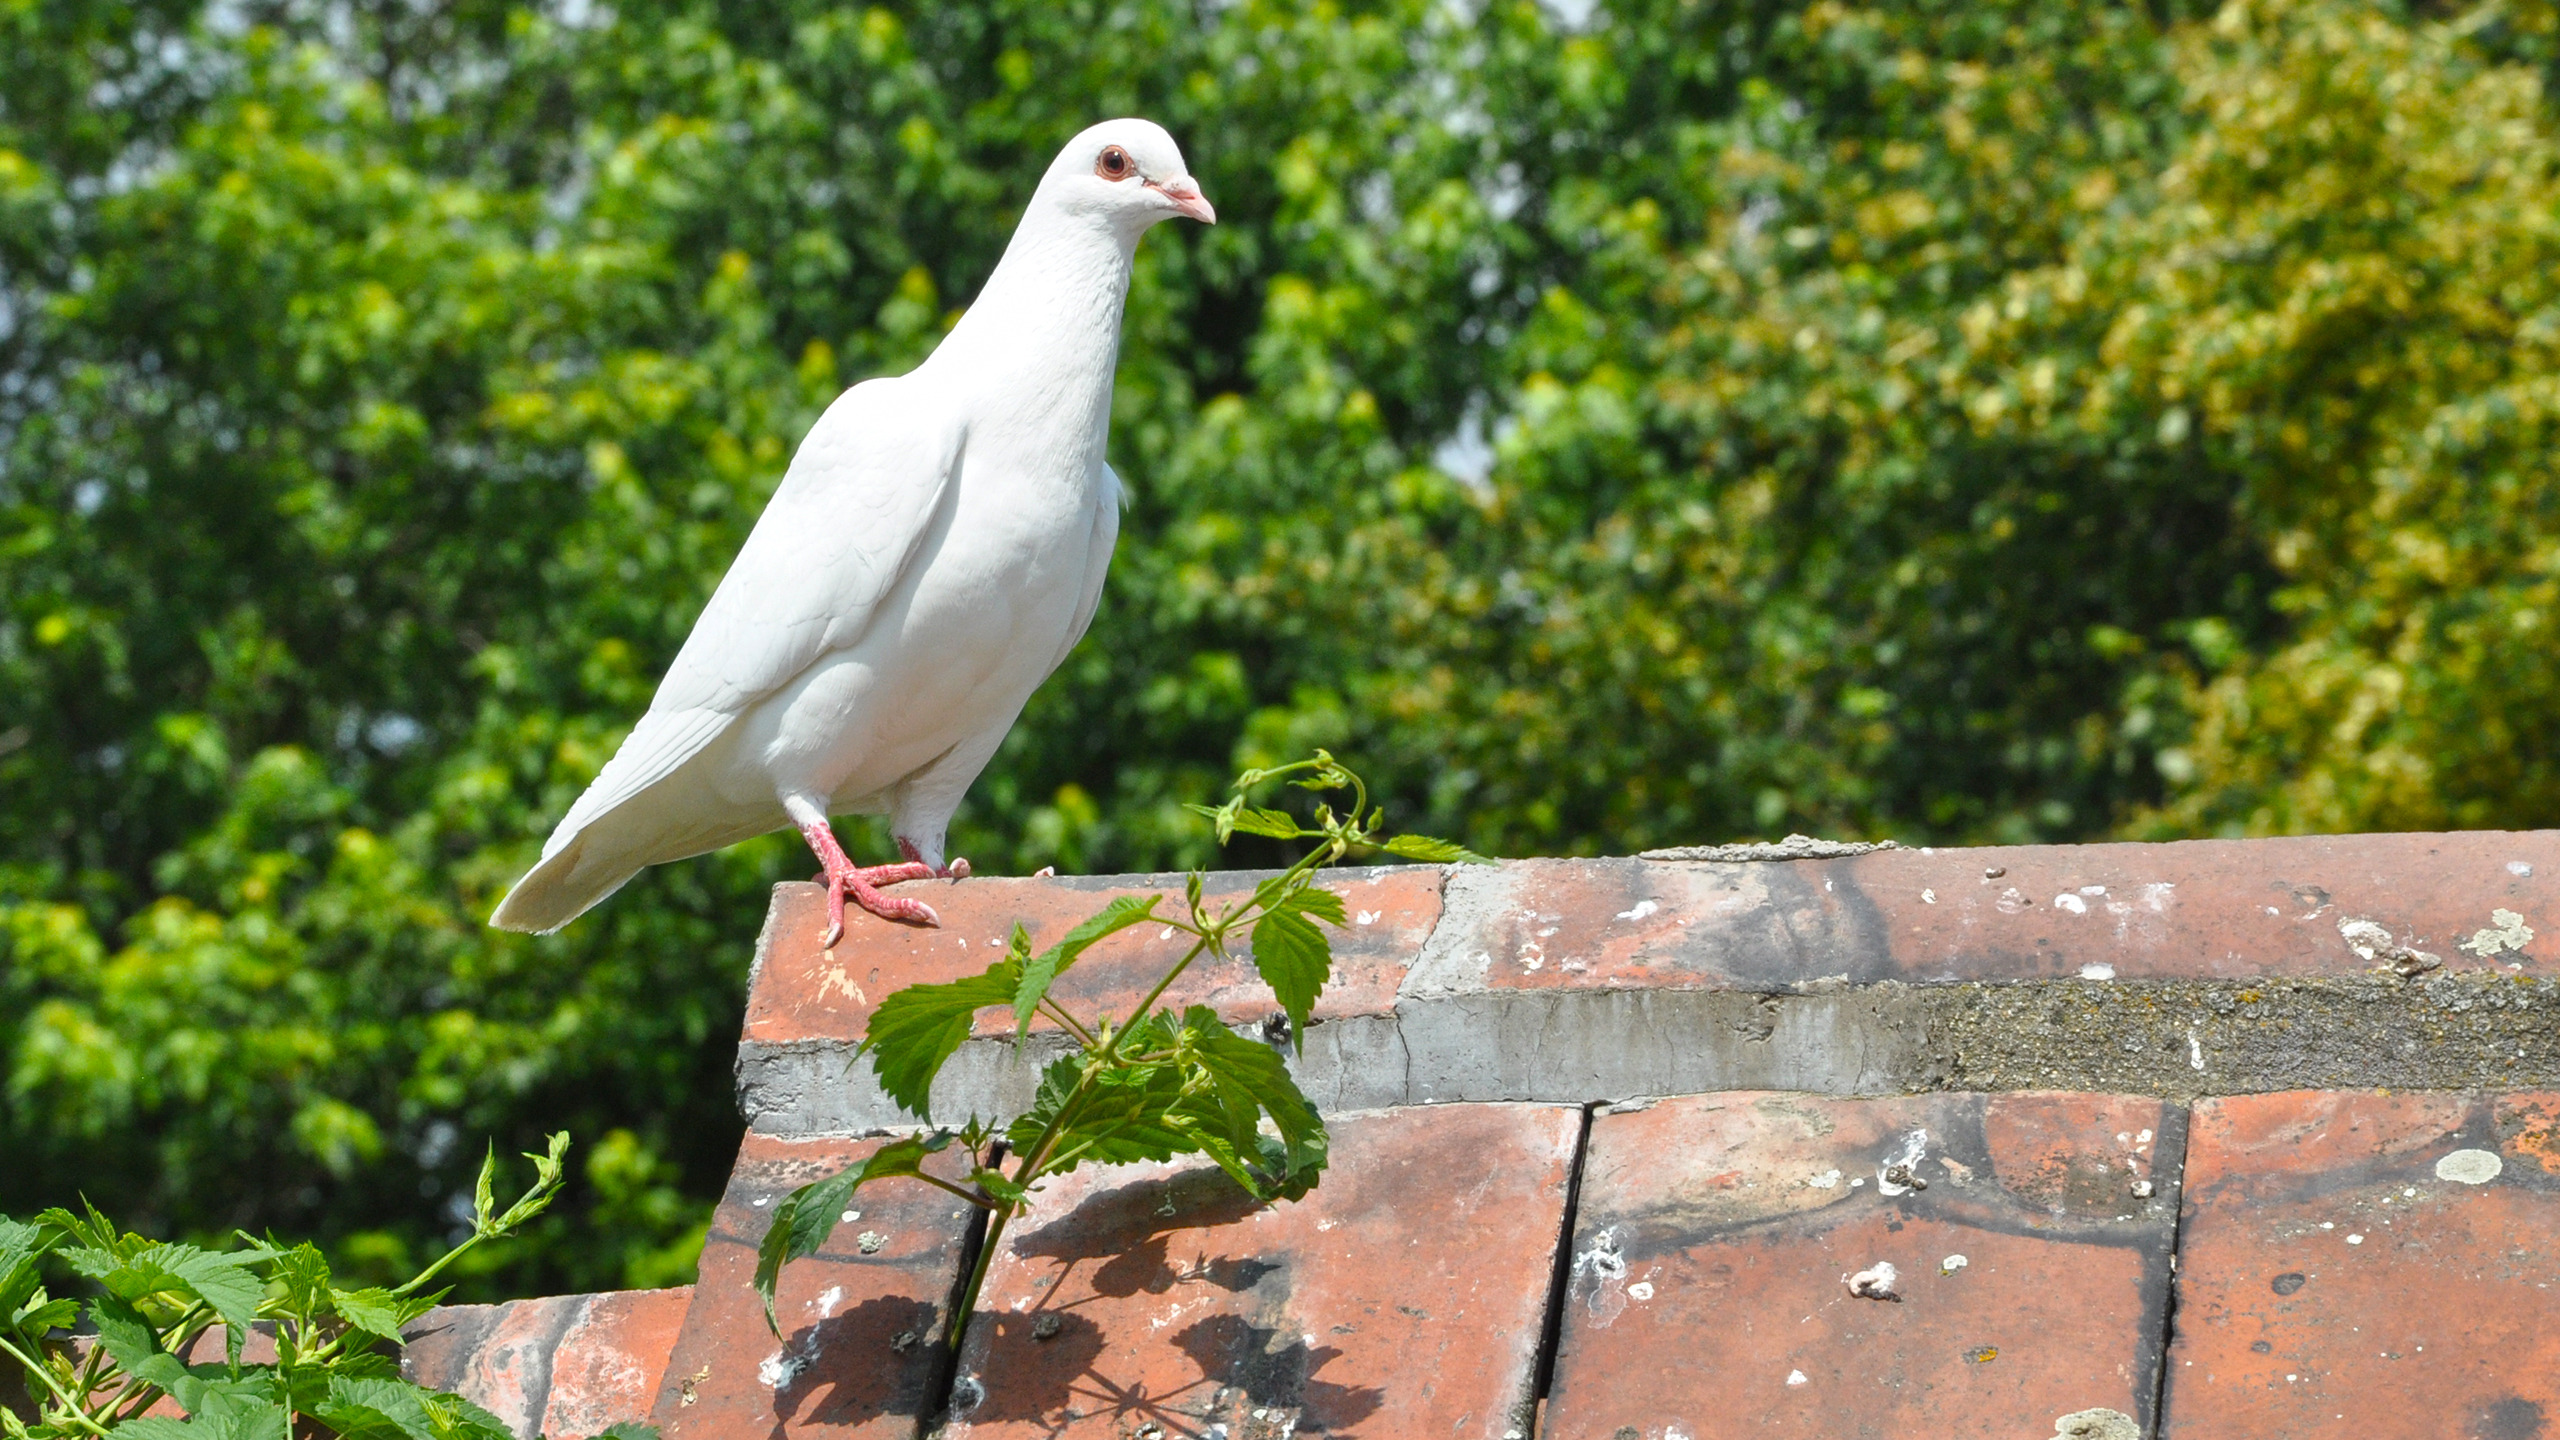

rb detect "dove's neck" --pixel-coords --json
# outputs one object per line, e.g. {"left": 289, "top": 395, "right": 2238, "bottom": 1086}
{"left": 928, "top": 212, "right": 1137, "bottom": 475}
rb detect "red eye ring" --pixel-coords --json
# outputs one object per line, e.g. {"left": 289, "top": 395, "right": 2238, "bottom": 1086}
{"left": 1095, "top": 145, "right": 1132, "bottom": 180}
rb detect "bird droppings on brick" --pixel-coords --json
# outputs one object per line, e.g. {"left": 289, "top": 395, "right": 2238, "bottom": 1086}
{"left": 2050, "top": 1408, "right": 2139, "bottom": 1439}
{"left": 2461, "top": 908, "right": 2537, "bottom": 959}
{"left": 2434, "top": 1148, "right": 2503, "bottom": 1184}
{"left": 1941, "top": 1254, "right": 1969, "bottom": 1275}
{"left": 1846, "top": 1262, "right": 1901, "bottom": 1300}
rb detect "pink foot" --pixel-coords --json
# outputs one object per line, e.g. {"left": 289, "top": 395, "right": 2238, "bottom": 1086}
{"left": 800, "top": 820, "right": 938, "bottom": 944}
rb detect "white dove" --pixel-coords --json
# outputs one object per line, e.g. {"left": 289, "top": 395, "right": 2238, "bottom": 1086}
{"left": 492, "top": 118, "right": 1214, "bottom": 943}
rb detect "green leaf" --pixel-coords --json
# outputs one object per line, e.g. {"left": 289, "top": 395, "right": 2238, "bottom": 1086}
{"left": 66, "top": 1240, "right": 269, "bottom": 1333}
{"left": 1248, "top": 892, "right": 1337, "bottom": 1051}
{"left": 589, "top": 1425, "right": 663, "bottom": 1440}
{"left": 90, "top": 1294, "right": 202, "bottom": 1410}
{"left": 968, "top": 1168, "right": 1030, "bottom": 1205}
{"left": 309, "top": 1372, "right": 515, "bottom": 1440}
{"left": 331, "top": 1285, "right": 411, "bottom": 1344}
{"left": 1004, "top": 1048, "right": 1195, "bottom": 1179}
{"left": 862, "top": 955, "right": 1023, "bottom": 1118}
{"left": 1178, "top": 1008, "right": 1329, "bottom": 1198}
{"left": 473, "top": 1143, "right": 498, "bottom": 1228}
{"left": 264, "top": 1240, "right": 332, "bottom": 1321}
{"left": 1229, "top": 807, "right": 1307, "bottom": 839}
{"left": 751, "top": 1132, "right": 953, "bottom": 1335}
{"left": 13, "top": 1294, "right": 77, "bottom": 1335}
{"left": 1376, "top": 834, "right": 1492, "bottom": 864}
{"left": 109, "top": 1421, "right": 215, "bottom": 1440}
{"left": 314, "top": 1373, "right": 444, "bottom": 1440}
{"left": 1012, "top": 895, "right": 1160, "bottom": 1037}
{"left": 116, "top": 1385, "right": 291, "bottom": 1440}
{"left": 0, "top": 1217, "right": 51, "bottom": 1316}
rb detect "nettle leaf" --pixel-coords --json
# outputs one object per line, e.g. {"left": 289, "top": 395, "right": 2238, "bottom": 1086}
{"left": 968, "top": 1168, "right": 1029, "bottom": 1205}
{"left": 1178, "top": 1007, "right": 1328, "bottom": 1198}
{"left": 592, "top": 1425, "right": 664, "bottom": 1439}
{"left": 315, "top": 1373, "right": 448, "bottom": 1440}
{"left": 862, "top": 955, "right": 1023, "bottom": 1118}
{"left": 1229, "top": 806, "right": 1307, "bottom": 839}
{"left": 264, "top": 1239, "right": 332, "bottom": 1319}
{"left": 35, "top": 1202, "right": 121, "bottom": 1255}
{"left": 90, "top": 1293, "right": 201, "bottom": 1409}
{"left": 1004, "top": 1048, "right": 1194, "bottom": 1180}
{"left": 14, "top": 1295, "right": 77, "bottom": 1335}
{"left": 1377, "top": 834, "right": 1492, "bottom": 864}
{"left": 1248, "top": 887, "right": 1342, "bottom": 1050}
{"left": 68, "top": 1239, "right": 269, "bottom": 1332}
{"left": 1013, "top": 895, "right": 1160, "bottom": 1037}
{"left": 331, "top": 1285, "right": 411, "bottom": 1343}
{"left": 0, "top": 1217, "right": 50, "bottom": 1315}
{"left": 752, "top": 1132, "right": 954, "bottom": 1335}
{"left": 118, "top": 1386, "right": 290, "bottom": 1440}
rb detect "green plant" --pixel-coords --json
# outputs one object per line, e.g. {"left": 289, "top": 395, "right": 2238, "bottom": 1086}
{"left": 0, "top": 1135, "right": 650, "bottom": 1439}
{"left": 751, "top": 753, "right": 1484, "bottom": 1343}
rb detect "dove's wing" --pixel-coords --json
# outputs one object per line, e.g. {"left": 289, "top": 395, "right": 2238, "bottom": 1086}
{"left": 1046, "top": 462, "right": 1122, "bottom": 672}
{"left": 539, "top": 376, "right": 964, "bottom": 855}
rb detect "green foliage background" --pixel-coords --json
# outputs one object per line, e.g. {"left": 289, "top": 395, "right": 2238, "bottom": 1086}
{"left": 4, "top": 0, "right": 2556, "bottom": 1296}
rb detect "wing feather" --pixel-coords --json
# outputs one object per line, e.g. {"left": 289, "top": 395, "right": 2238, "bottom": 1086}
{"left": 649, "top": 376, "right": 965, "bottom": 716}
{"left": 532, "top": 376, "right": 961, "bottom": 848}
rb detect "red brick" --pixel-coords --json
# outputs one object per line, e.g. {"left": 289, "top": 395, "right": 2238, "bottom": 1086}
{"left": 944, "top": 1103, "right": 1581, "bottom": 1437}
{"left": 400, "top": 1294, "right": 582, "bottom": 1435}
{"left": 1432, "top": 831, "right": 2553, "bottom": 993}
{"left": 648, "top": 1132, "right": 978, "bottom": 1438}
{"left": 541, "top": 1287, "right": 693, "bottom": 1439}
{"left": 2160, "top": 1090, "right": 2560, "bottom": 1439}
{"left": 1540, "top": 1091, "right": 2184, "bottom": 1438}
{"left": 745, "top": 867, "right": 1442, "bottom": 1046}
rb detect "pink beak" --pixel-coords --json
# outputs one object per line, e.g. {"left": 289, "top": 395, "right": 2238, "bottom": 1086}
{"left": 1151, "top": 176, "right": 1217, "bottom": 225}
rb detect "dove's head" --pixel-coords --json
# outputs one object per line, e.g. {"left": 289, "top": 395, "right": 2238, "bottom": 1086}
{"left": 1038, "top": 118, "right": 1215, "bottom": 235}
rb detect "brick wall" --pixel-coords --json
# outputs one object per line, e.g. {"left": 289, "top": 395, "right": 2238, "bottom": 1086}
{"left": 404, "top": 829, "right": 2559, "bottom": 1438}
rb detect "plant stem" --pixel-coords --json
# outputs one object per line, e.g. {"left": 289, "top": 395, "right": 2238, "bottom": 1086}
{"left": 0, "top": 1336, "right": 113, "bottom": 1438}
{"left": 1036, "top": 998, "right": 1095, "bottom": 1045}
{"left": 940, "top": 813, "right": 1357, "bottom": 1350}
{"left": 913, "top": 1173, "right": 998, "bottom": 1209}
{"left": 944, "top": 1200, "right": 1015, "bottom": 1351}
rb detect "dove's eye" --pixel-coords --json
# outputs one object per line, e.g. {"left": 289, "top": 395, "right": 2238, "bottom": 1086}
{"left": 1095, "top": 145, "right": 1132, "bottom": 180}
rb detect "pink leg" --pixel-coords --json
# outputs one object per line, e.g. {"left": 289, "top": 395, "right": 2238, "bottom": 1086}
{"left": 800, "top": 819, "right": 937, "bottom": 944}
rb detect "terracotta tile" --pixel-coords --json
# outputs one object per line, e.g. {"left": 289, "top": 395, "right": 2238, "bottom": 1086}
{"left": 746, "top": 867, "right": 1442, "bottom": 1046}
{"left": 399, "top": 1294, "right": 582, "bottom": 1436}
{"left": 649, "top": 1133, "right": 979, "bottom": 1438}
{"left": 2160, "top": 1090, "right": 2560, "bottom": 1439}
{"left": 944, "top": 1103, "right": 1582, "bottom": 1437}
{"left": 1417, "top": 831, "right": 2554, "bottom": 995}
{"left": 542, "top": 1287, "right": 693, "bottom": 1439}
{"left": 1541, "top": 1091, "right": 2184, "bottom": 1438}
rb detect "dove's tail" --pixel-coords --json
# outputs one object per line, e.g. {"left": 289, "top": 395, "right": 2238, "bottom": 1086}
{"left": 489, "top": 707, "right": 753, "bottom": 933}
{"left": 489, "top": 830, "right": 646, "bottom": 934}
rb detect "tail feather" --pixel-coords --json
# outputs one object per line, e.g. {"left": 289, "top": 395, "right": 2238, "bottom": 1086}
{"left": 490, "top": 831, "right": 642, "bottom": 934}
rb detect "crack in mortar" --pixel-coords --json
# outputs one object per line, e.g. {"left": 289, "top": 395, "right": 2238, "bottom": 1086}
{"left": 737, "top": 973, "right": 2560, "bottom": 1135}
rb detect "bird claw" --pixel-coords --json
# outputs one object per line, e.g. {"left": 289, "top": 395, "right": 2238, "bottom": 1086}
{"left": 801, "top": 818, "right": 941, "bottom": 941}
{"left": 818, "top": 860, "right": 940, "bottom": 943}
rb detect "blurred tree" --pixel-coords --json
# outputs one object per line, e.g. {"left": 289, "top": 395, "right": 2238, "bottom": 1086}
{"left": 2, "top": 0, "right": 2554, "bottom": 1294}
